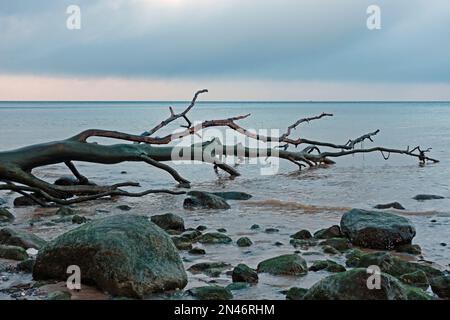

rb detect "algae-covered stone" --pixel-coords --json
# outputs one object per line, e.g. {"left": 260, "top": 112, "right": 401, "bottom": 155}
{"left": 314, "top": 225, "right": 343, "bottom": 239}
{"left": 0, "top": 245, "right": 28, "bottom": 261}
{"left": 303, "top": 268, "right": 408, "bottom": 300}
{"left": 33, "top": 215, "right": 187, "bottom": 299}
{"left": 322, "top": 245, "right": 340, "bottom": 255}
{"left": 340, "top": 209, "right": 416, "bottom": 250}
{"left": 188, "top": 286, "right": 233, "bottom": 300}
{"left": 319, "top": 238, "right": 351, "bottom": 252}
{"left": 0, "top": 208, "right": 14, "bottom": 223}
{"left": 404, "top": 286, "right": 432, "bottom": 300}
{"left": 0, "top": 228, "right": 47, "bottom": 250}
{"left": 171, "top": 236, "right": 193, "bottom": 250}
{"left": 236, "top": 237, "right": 253, "bottom": 247}
{"left": 355, "top": 251, "right": 443, "bottom": 279}
{"left": 345, "top": 249, "right": 365, "bottom": 267}
{"left": 184, "top": 191, "right": 230, "bottom": 210}
{"left": 188, "top": 262, "right": 231, "bottom": 277}
{"left": 399, "top": 271, "right": 429, "bottom": 290}
{"left": 151, "top": 213, "right": 185, "bottom": 232}
{"left": 197, "top": 232, "right": 232, "bottom": 244}
{"left": 257, "top": 254, "right": 308, "bottom": 276}
{"left": 430, "top": 275, "right": 450, "bottom": 299}
{"left": 188, "top": 247, "right": 205, "bottom": 255}
{"left": 47, "top": 291, "right": 72, "bottom": 300}
{"left": 285, "top": 287, "right": 308, "bottom": 300}
{"left": 395, "top": 244, "right": 422, "bottom": 255}
{"left": 226, "top": 282, "right": 250, "bottom": 291}
{"left": 309, "top": 260, "right": 346, "bottom": 273}
{"left": 232, "top": 264, "right": 258, "bottom": 283}
{"left": 290, "top": 230, "right": 313, "bottom": 240}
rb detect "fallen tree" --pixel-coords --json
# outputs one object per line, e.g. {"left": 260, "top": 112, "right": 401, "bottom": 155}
{"left": 0, "top": 90, "right": 439, "bottom": 207}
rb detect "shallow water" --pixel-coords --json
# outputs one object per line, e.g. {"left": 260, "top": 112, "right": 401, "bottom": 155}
{"left": 0, "top": 101, "right": 449, "bottom": 299}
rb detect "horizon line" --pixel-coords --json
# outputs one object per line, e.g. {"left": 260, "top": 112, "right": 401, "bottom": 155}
{"left": 1, "top": 100, "right": 450, "bottom": 103}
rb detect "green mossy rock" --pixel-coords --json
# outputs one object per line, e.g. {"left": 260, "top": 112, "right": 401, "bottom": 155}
{"left": 236, "top": 237, "right": 253, "bottom": 247}
{"left": 33, "top": 215, "right": 187, "bottom": 299}
{"left": 188, "top": 262, "right": 231, "bottom": 277}
{"left": 188, "top": 286, "right": 233, "bottom": 300}
{"left": 320, "top": 238, "right": 352, "bottom": 252}
{"left": 404, "top": 286, "right": 432, "bottom": 300}
{"left": 430, "top": 275, "right": 450, "bottom": 299}
{"left": 399, "top": 271, "right": 429, "bottom": 290}
{"left": 290, "top": 230, "right": 313, "bottom": 240}
{"left": 309, "top": 260, "right": 346, "bottom": 273}
{"left": 257, "top": 254, "right": 308, "bottom": 276}
{"left": 151, "top": 213, "right": 185, "bottom": 232}
{"left": 232, "top": 264, "right": 258, "bottom": 283}
{"left": 184, "top": 191, "right": 230, "bottom": 210}
{"left": 0, "top": 227, "right": 47, "bottom": 250}
{"left": 47, "top": 290, "right": 72, "bottom": 300}
{"left": 197, "top": 232, "right": 232, "bottom": 244}
{"left": 0, "top": 208, "right": 14, "bottom": 223}
{"left": 303, "top": 268, "right": 408, "bottom": 300}
{"left": 285, "top": 287, "right": 308, "bottom": 300}
{"left": 395, "top": 244, "right": 422, "bottom": 255}
{"left": 226, "top": 282, "right": 250, "bottom": 291}
{"left": 340, "top": 209, "right": 416, "bottom": 250}
{"left": 314, "top": 225, "right": 343, "bottom": 239}
{"left": 0, "top": 245, "right": 28, "bottom": 261}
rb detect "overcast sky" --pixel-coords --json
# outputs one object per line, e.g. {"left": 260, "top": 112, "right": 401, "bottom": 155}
{"left": 0, "top": 0, "right": 449, "bottom": 100}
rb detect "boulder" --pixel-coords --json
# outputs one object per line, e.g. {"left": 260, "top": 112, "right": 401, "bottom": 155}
{"left": 413, "top": 194, "right": 445, "bottom": 201}
{"left": 0, "top": 228, "right": 47, "bottom": 249}
{"left": 188, "top": 262, "right": 231, "bottom": 277}
{"left": 290, "top": 230, "right": 313, "bottom": 240}
{"left": 290, "top": 238, "right": 317, "bottom": 250}
{"left": 232, "top": 264, "right": 258, "bottom": 283}
{"left": 171, "top": 236, "right": 193, "bottom": 250}
{"left": 319, "top": 238, "right": 352, "bottom": 252}
{"left": 236, "top": 237, "right": 253, "bottom": 247}
{"left": 188, "top": 247, "right": 205, "bottom": 255}
{"left": 404, "top": 286, "right": 432, "bottom": 300}
{"left": 399, "top": 271, "right": 429, "bottom": 290}
{"left": 395, "top": 244, "right": 422, "bottom": 255}
{"left": 188, "top": 286, "right": 233, "bottom": 300}
{"left": 374, "top": 202, "right": 405, "bottom": 210}
{"left": 322, "top": 245, "right": 340, "bottom": 255}
{"left": 430, "top": 275, "right": 450, "bottom": 299}
{"left": 0, "top": 245, "right": 28, "bottom": 261}
{"left": 13, "top": 196, "right": 38, "bottom": 207}
{"left": 54, "top": 176, "right": 79, "bottom": 186}
{"left": 285, "top": 287, "right": 308, "bottom": 300}
{"left": 257, "top": 254, "right": 308, "bottom": 276}
{"left": 184, "top": 191, "right": 230, "bottom": 210}
{"left": 354, "top": 251, "right": 443, "bottom": 279}
{"left": 0, "top": 208, "right": 14, "bottom": 223}
{"left": 197, "top": 232, "right": 232, "bottom": 244}
{"left": 151, "top": 213, "right": 185, "bottom": 232}
{"left": 340, "top": 209, "right": 416, "bottom": 250}
{"left": 33, "top": 215, "right": 187, "bottom": 298}
{"left": 303, "top": 268, "right": 408, "bottom": 300}
{"left": 309, "top": 260, "right": 346, "bottom": 273}
{"left": 211, "top": 192, "right": 252, "bottom": 200}
{"left": 314, "top": 225, "right": 343, "bottom": 239}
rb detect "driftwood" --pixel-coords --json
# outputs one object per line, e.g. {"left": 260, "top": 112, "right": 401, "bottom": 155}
{"left": 0, "top": 90, "right": 439, "bottom": 206}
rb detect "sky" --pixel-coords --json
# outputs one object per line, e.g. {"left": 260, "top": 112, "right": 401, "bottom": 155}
{"left": 0, "top": 0, "right": 449, "bottom": 101}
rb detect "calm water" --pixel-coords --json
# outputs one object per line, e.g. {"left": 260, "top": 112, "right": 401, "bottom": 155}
{"left": 0, "top": 101, "right": 449, "bottom": 299}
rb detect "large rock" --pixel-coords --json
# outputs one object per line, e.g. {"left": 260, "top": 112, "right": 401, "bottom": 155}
{"left": 188, "top": 286, "right": 233, "bottom": 300}
{"left": 257, "top": 254, "right": 308, "bottom": 276}
{"left": 232, "top": 264, "right": 258, "bottom": 283}
{"left": 303, "top": 268, "right": 408, "bottom": 300}
{"left": 183, "top": 191, "right": 230, "bottom": 210}
{"left": 354, "top": 251, "right": 443, "bottom": 279}
{"left": 413, "top": 194, "right": 445, "bottom": 201}
{"left": 197, "top": 232, "right": 232, "bottom": 244}
{"left": 0, "top": 245, "right": 28, "bottom": 261}
{"left": 340, "top": 209, "right": 416, "bottom": 249}
{"left": 33, "top": 215, "right": 187, "bottom": 298}
{"left": 314, "top": 225, "right": 343, "bottom": 239}
{"left": 151, "top": 213, "right": 185, "bottom": 232}
{"left": 0, "top": 208, "right": 14, "bottom": 223}
{"left": 430, "top": 275, "right": 450, "bottom": 299}
{"left": 0, "top": 228, "right": 47, "bottom": 249}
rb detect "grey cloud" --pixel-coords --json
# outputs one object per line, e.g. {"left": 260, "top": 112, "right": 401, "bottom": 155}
{"left": 0, "top": 0, "right": 449, "bottom": 82}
